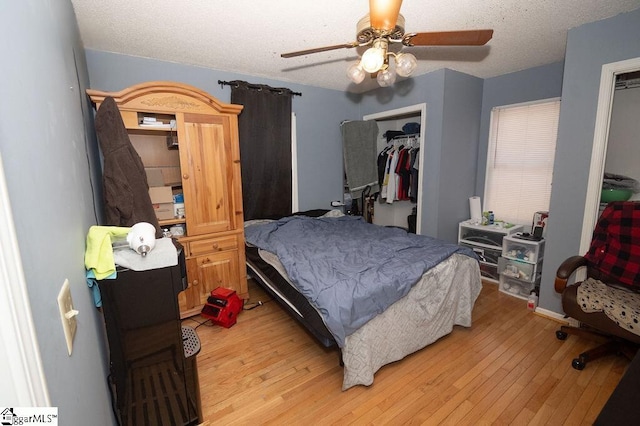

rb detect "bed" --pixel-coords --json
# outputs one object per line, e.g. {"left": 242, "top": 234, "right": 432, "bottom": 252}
{"left": 244, "top": 210, "right": 482, "bottom": 390}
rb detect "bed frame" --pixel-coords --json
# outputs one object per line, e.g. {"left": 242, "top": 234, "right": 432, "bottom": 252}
{"left": 246, "top": 245, "right": 337, "bottom": 348}
{"left": 245, "top": 209, "right": 340, "bottom": 350}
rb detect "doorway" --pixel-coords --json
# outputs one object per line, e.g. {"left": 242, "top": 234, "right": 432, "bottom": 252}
{"left": 0, "top": 153, "right": 50, "bottom": 405}
{"left": 363, "top": 103, "right": 427, "bottom": 234}
{"left": 580, "top": 57, "right": 640, "bottom": 254}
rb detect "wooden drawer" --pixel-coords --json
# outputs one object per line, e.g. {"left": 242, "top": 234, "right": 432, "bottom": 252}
{"left": 188, "top": 236, "right": 237, "bottom": 256}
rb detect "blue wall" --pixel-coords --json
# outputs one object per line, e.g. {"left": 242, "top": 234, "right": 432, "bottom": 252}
{"left": 473, "top": 5, "right": 640, "bottom": 315}
{"left": 0, "top": 1, "right": 114, "bottom": 423}
{"left": 477, "top": 62, "right": 565, "bottom": 196}
{"left": 358, "top": 70, "right": 446, "bottom": 238}
{"left": 354, "top": 69, "right": 484, "bottom": 242}
{"left": 540, "top": 8, "right": 640, "bottom": 313}
{"left": 439, "top": 70, "right": 484, "bottom": 243}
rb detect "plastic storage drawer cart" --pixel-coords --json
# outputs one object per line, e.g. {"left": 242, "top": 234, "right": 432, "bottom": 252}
{"left": 499, "top": 235, "right": 545, "bottom": 300}
{"left": 458, "top": 220, "right": 523, "bottom": 282}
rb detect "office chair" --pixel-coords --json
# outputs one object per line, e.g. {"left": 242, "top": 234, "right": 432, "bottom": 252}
{"left": 555, "top": 201, "right": 640, "bottom": 370}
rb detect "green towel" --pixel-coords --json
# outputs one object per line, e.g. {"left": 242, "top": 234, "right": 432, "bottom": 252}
{"left": 85, "top": 225, "right": 131, "bottom": 280}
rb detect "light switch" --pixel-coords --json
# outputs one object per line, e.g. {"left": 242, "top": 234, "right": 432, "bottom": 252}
{"left": 57, "top": 279, "right": 78, "bottom": 355}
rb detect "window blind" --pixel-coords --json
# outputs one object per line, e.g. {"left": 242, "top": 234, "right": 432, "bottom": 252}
{"left": 484, "top": 99, "right": 560, "bottom": 226}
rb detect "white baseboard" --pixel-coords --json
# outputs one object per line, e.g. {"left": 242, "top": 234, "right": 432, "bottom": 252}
{"left": 534, "top": 307, "right": 571, "bottom": 324}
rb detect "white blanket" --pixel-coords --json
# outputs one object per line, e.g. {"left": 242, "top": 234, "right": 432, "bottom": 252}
{"left": 577, "top": 278, "right": 640, "bottom": 337}
{"left": 259, "top": 250, "right": 482, "bottom": 390}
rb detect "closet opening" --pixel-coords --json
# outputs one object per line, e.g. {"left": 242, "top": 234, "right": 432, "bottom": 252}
{"left": 363, "top": 103, "right": 427, "bottom": 234}
{"left": 581, "top": 57, "right": 640, "bottom": 255}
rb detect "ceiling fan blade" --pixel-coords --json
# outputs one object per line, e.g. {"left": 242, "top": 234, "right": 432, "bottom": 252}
{"left": 369, "top": 0, "right": 403, "bottom": 31}
{"left": 404, "top": 29, "right": 494, "bottom": 47}
{"left": 281, "top": 42, "right": 359, "bottom": 58}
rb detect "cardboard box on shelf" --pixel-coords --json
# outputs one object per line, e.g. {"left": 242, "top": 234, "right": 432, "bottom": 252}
{"left": 149, "top": 186, "right": 174, "bottom": 220}
{"left": 144, "top": 166, "right": 182, "bottom": 187}
{"left": 145, "top": 168, "right": 165, "bottom": 187}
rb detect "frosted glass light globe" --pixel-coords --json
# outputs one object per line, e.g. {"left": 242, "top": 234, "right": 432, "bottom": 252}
{"left": 361, "top": 47, "right": 385, "bottom": 73}
{"left": 347, "top": 63, "right": 366, "bottom": 84}
{"left": 395, "top": 53, "right": 418, "bottom": 77}
{"left": 376, "top": 68, "right": 397, "bottom": 87}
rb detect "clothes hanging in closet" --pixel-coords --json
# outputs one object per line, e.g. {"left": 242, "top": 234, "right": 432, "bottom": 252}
{"left": 410, "top": 147, "right": 420, "bottom": 202}
{"left": 378, "top": 134, "right": 420, "bottom": 204}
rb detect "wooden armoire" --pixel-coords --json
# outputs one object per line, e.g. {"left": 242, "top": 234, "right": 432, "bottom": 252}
{"left": 87, "top": 81, "right": 248, "bottom": 318}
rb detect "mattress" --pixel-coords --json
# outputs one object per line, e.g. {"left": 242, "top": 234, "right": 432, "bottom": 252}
{"left": 246, "top": 231, "right": 482, "bottom": 390}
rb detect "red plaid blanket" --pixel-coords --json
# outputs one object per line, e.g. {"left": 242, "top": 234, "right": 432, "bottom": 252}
{"left": 584, "top": 201, "right": 640, "bottom": 288}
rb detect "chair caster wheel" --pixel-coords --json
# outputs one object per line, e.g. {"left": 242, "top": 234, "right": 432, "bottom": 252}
{"left": 556, "top": 330, "right": 568, "bottom": 340}
{"left": 572, "top": 358, "right": 586, "bottom": 370}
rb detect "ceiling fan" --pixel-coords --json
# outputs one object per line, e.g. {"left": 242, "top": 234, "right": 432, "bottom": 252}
{"left": 281, "top": 0, "right": 494, "bottom": 86}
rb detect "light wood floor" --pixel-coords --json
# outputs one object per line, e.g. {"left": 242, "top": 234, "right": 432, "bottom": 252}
{"left": 185, "top": 280, "right": 629, "bottom": 425}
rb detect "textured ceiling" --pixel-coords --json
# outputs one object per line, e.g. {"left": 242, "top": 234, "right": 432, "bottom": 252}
{"left": 70, "top": 0, "right": 640, "bottom": 93}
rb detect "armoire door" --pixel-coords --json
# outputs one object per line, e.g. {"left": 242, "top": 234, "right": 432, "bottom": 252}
{"left": 178, "top": 112, "right": 236, "bottom": 236}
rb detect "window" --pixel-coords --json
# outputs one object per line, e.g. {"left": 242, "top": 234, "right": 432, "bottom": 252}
{"left": 484, "top": 99, "right": 560, "bottom": 226}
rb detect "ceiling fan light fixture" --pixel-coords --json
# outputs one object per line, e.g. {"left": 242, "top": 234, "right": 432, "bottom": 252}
{"left": 347, "top": 63, "right": 366, "bottom": 84}
{"left": 395, "top": 52, "right": 417, "bottom": 77}
{"left": 376, "top": 68, "right": 397, "bottom": 87}
{"left": 281, "top": 1, "right": 495, "bottom": 89}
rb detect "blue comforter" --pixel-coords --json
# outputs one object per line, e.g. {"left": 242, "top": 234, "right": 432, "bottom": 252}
{"left": 245, "top": 215, "right": 477, "bottom": 347}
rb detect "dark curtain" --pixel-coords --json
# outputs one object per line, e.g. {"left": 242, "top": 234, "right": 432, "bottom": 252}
{"left": 231, "top": 81, "right": 293, "bottom": 220}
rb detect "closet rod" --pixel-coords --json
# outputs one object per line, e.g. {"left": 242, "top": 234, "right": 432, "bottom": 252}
{"left": 217, "top": 80, "right": 302, "bottom": 97}
{"left": 389, "top": 133, "right": 420, "bottom": 142}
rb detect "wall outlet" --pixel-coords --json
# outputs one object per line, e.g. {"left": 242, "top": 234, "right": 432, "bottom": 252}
{"left": 57, "top": 279, "right": 78, "bottom": 355}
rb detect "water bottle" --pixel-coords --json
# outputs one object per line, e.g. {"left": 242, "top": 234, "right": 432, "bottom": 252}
{"left": 527, "top": 292, "right": 538, "bottom": 311}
